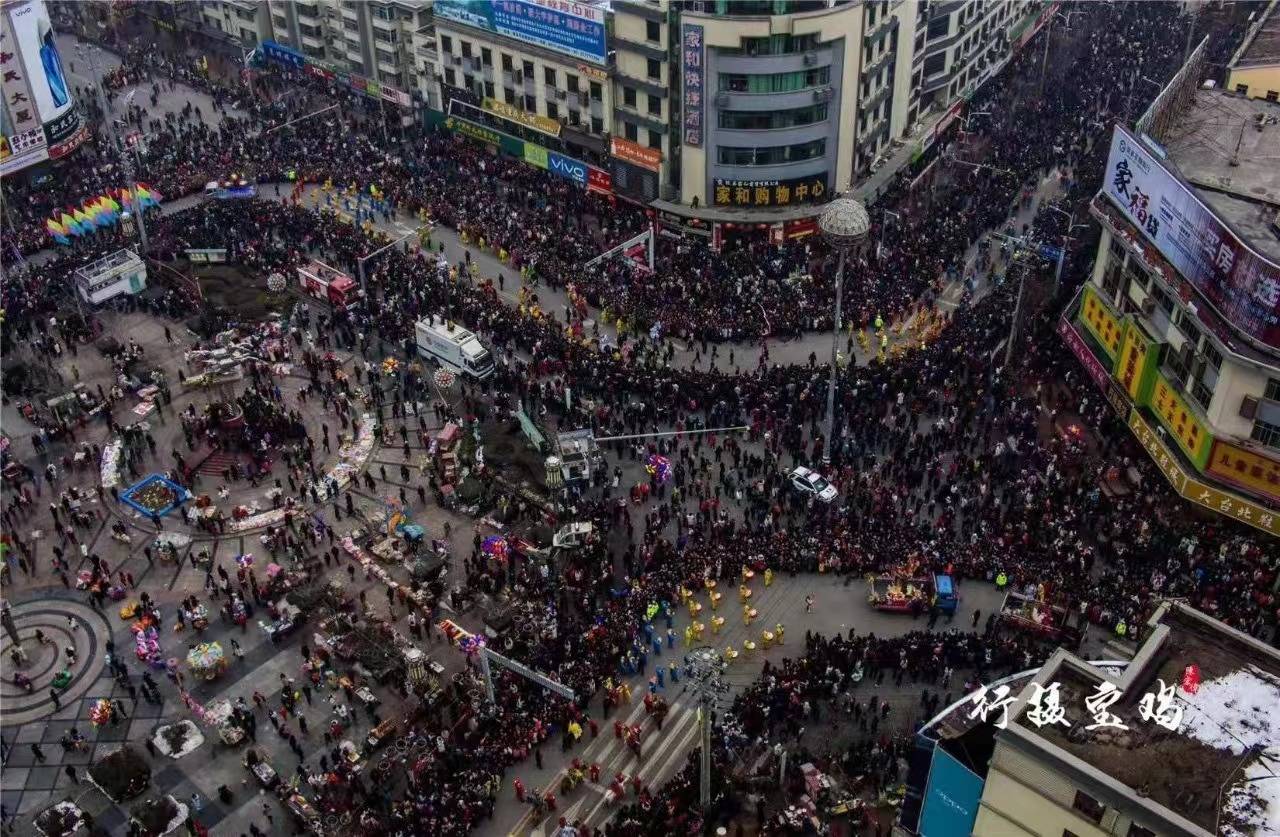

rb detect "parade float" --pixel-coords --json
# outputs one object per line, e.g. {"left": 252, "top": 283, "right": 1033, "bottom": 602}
{"left": 865, "top": 573, "right": 929, "bottom": 614}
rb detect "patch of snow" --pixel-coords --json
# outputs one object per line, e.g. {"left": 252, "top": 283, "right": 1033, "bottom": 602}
{"left": 1178, "top": 665, "right": 1280, "bottom": 836}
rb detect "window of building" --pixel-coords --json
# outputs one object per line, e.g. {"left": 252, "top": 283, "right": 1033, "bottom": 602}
{"left": 1127, "top": 824, "right": 1156, "bottom": 837}
{"left": 545, "top": 67, "right": 557, "bottom": 86}
{"left": 1252, "top": 418, "right": 1280, "bottom": 451}
{"left": 501, "top": 53, "right": 513, "bottom": 72}
{"left": 440, "top": 35, "right": 453, "bottom": 54}
{"left": 591, "top": 115, "right": 604, "bottom": 133}
{"left": 719, "top": 67, "right": 830, "bottom": 93}
{"left": 648, "top": 129, "right": 662, "bottom": 150}
{"left": 460, "top": 41, "right": 471, "bottom": 59}
{"left": 1265, "top": 378, "right": 1280, "bottom": 402}
{"left": 1204, "top": 343, "right": 1223, "bottom": 371}
{"left": 923, "top": 52, "right": 946, "bottom": 77}
{"left": 647, "top": 94, "right": 661, "bottom": 116}
{"left": 546, "top": 101, "right": 558, "bottom": 120}
{"left": 444, "top": 67, "right": 456, "bottom": 87}
{"left": 504, "top": 87, "right": 516, "bottom": 104}
{"left": 524, "top": 94, "right": 537, "bottom": 111}
{"left": 483, "top": 81, "right": 495, "bottom": 98}
{"left": 646, "top": 20, "right": 660, "bottom": 42}
{"left": 1268, "top": 90, "right": 1279, "bottom": 103}
{"left": 482, "top": 47, "right": 492, "bottom": 66}
{"left": 647, "top": 58, "right": 661, "bottom": 80}
{"left": 568, "top": 109, "right": 581, "bottom": 126}
{"left": 721, "top": 33, "right": 821, "bottom": 56}
{"left": 624, "top": 86, "right": 637, "bottom": 107}
{"left": 523, "top": 60, "right": 535, "bottom": 79}
{"left": 719, "top": 103, "right": 828, "bottom": 130}
{"left": 927, "top": 14, "right": 951, "bottom": 40}
{"left": 590, "top": 82, "right": 603, "bottom": 101}
{"left": 716, "top": 139, "right": 826, "bottom": 165}
{"left": 566, "top": 74, "right": 579, "bottom": 93}
{"left": 1235, "top": 84, "right": 1249, "bottom": 95}
{"left": 625, "top": 122, "right": 639, "bottom": 141}
{"left": 1072, "top": 791, "right": 1105, "bottom": 825}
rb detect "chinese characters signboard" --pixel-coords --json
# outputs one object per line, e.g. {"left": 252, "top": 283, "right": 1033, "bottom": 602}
{"left": 1150, "top": 374, "right": 1211, "bottom": 468}
{"left": 261, "top": 41, "right": 410, "bottom": 107}
{"left": 482, "top": 96, "right": 562, "bottom": 137}
{"left": 1128, "top": 409, "right": 1280, "bottom": 536}
{"left": 682, "top": 24, "right": 703, "bottom": 148}
{"left": 1116, "top": 320, "right": 1155, "bottom": 403}
{"left": 610, "top": 136, "right": 661, "bottom": 173}
{"left": 1103, "top": 126, "right": 1280, "bottom": 351}
{"left": 713, "top": 174, "right": 828, "bottom": 208}
{"left": 435, "top": 0, "right": 608, "bottom": 66}
{"left": 1058, "top": 315, "right": 1113, "bottom": 393}
{"left": 1206, "top": 439, "right": 1280, "bottom": 507}
{"left": 1080, "top": 285, "right": 1123, "bottom": 359}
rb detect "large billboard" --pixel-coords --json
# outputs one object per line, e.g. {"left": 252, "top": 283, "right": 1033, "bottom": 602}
{"left": 1103, "top": 125, "right": 1280, "bottom": 351}
{"left": 918, "top": 748, "right": 985, "bottom": 837}
{"left": 435, "top": 0, "right": 608, "bottom": 66}
{"left": 0, "top": 0, "right": 84, "bottom": 173}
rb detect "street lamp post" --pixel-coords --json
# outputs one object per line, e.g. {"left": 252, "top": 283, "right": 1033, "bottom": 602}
{"left": 684, "top": 646, "right": 728, "bottom": 813}
{"left": 1043, "top": 205, "right": 1089, "bottom": 292}
{"left": 818, "top": 197, "right": 871, "bottom": 468}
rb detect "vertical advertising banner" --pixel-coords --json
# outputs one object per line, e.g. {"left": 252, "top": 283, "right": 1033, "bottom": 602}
{"left": 919, "top": 749, "right": 985, "bottom": 837}
{"left": 682, "top": 24, "right": 704, "bottom": 148}
{"left": 7, "top": 0, "right": 72, "bottom": 123}
{"left": 1103, "top": 125, "right": 1280, "bottom": 350}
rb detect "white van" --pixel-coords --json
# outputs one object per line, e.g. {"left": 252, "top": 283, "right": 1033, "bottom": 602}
{"left": 414, "top": 317, "right": 494, "bottom": 380}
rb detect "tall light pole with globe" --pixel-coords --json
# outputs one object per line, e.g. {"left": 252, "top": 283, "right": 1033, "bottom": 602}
{"left": 818, "top": 197, "right": 871, "bottom": 467}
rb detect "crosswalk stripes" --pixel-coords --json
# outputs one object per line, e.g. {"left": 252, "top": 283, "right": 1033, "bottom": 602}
{"left": 522, "top": 693, "right": 705, "bottom": 835}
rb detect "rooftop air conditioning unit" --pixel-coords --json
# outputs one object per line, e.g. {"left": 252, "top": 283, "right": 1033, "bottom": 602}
{"left": 1240, "top": 395, "right": 1259, "bottom": 420}
{"left": 1140, "top": 298, "right": 1156, "bottom": 317}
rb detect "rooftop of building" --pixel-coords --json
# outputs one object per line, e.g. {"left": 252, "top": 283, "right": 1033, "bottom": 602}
{"left": 1006, "top": 603, "right": 1280, "bottom": 836}
{"left": 1231, "top": 0, "right": 1280, "bottom": 69}
{"left": 1159, "top": 88, "right": 1280, "bottom": 264}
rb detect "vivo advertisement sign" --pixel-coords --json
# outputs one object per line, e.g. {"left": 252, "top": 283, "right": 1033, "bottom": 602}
{"left": 548, "top": 150, "right": 587, "bottom": 186}
{"left": 1103, "top": 125, "right": 1280, "bottom": 351}
{"left": 918, "top": 749, "right": 984, "bottom": 837}
{"left": 435, "top": 0, "right": 608, "bottom": 66}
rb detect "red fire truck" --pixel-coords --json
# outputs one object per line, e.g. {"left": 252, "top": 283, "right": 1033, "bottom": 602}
{"left": 297, "top": 260, "right": 356, "bottom": 308}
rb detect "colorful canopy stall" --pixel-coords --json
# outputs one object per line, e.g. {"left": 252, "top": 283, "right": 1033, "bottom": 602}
{"left": 186, "top": 642, "right": 229, "bottom": 680}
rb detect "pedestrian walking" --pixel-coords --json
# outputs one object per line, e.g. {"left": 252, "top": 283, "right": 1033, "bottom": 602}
{"left": 31, "top": 743, "right": 46, "bottom": 762}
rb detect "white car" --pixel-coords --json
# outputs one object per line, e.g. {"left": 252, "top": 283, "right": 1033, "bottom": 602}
{"left": 788, "top": 466, "right": 839, "bottom": 503}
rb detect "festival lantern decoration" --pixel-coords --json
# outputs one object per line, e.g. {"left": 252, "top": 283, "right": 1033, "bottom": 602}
{"left": 481, "top": 536, "right": 509, "bottom": 562}
{"left": 433, "top": 369, "right": 456, "bottom": 389}
{"left": 45, "top": 185, "right": 162, "bottom": 244}
{"left": 645, "top": 454, "right": 672, "bottom": 483}
{"left": 88, "top": 698, "right": 114, "bottom": 727}
{"left": 267, "top": 273, "right": 286, "bottom": 293}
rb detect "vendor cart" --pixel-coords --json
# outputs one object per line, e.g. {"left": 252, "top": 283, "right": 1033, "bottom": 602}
{"left": 186, "top": 642, "right": 228, "bottom": 681}
{"left": 243, "top": 750, "right": 278, "bottom": 789}
{"left": 365, "top": 718, "right": 397, "bottom": 751}
{"left": 998, "top": 590, "right": 1081, "bottom": 646}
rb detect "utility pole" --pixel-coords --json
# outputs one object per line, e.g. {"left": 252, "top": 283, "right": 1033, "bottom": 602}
{"left": 81, "top": 46, "right": 148, "bottom": 252}
{"left": 684, "top": 646, "right": 728, "bottom": 812}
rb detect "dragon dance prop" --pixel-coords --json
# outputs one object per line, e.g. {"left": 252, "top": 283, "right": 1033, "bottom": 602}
{"left": 45, "top": 184, "right": 163, "bottom": 244}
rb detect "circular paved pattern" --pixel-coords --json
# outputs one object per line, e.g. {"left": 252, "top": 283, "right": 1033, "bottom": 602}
{"left": 0, "top": 597, "right": 111, "bottom": 727}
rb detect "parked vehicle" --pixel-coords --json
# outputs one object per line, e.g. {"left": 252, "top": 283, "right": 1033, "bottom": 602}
{"left": 787, "top": 466, "right": 838, "bottom": 503}
{"left": 414, "top": 316, "right": 494, "bottom": 380}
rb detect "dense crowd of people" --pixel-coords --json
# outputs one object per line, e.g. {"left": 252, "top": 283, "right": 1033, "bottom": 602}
{"left": 3, "top": 2, "right": 1277, "bottom": 836}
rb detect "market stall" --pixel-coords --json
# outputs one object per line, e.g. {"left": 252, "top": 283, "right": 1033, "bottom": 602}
{"left": 186, "top": 642, "right": 229, "bottom": 681}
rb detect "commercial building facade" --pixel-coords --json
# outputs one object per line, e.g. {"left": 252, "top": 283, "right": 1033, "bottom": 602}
{"left": 899, "top": 602, "right": 1280, "bottom": 836}
{"left": 1059, "top": 82, "right": 1280, "bottom": 535}
{"left": 1, "top": 0, "right": 88, "bottom": 176}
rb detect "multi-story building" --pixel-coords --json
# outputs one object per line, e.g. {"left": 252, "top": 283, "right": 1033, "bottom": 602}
{"left": 898, "top": 601, "right": 1280, "bottom": 836}
{"left": 201, "top": 0, "right": 273, "bottom": 51}
{"left": 1059, "top": 48, "right": 1280, "bottom": 537}
{"left": 1226, "top": 0, "right": 1280, "bottom": 102}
